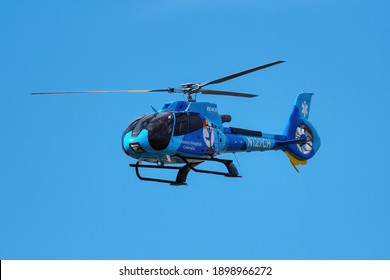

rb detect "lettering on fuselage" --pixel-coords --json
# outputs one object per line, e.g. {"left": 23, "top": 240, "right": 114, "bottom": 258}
{"left": 180, "top": 140, "right": 202, "bottom": 147}
{"left": 179, "top": 139, "right": 203, "bottom": 153}
{"left": 206, "top": 106, "right": 218, "bottom": 113}
{"left": 246, "top": 137, "right": 272, "bottom": 150}
{"left": 182, "top": 145, "right": 196, "bottom": 151}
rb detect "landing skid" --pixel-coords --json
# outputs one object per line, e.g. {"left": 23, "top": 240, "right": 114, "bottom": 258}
{"left": 129, "top": 155, "right": 241, "bottom": 186}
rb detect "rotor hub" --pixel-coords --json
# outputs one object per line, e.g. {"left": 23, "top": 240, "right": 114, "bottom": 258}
{"left": 180, "top": 83, "right": 201, "bottom": 101}
{"left": 181, "top": 83, "right": 201, "bottom": 93}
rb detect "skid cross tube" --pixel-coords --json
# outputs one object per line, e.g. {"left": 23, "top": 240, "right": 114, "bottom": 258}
{"left": 130, "top": 162, "right": 186, "bottom": 185}
{"left": 130, "top": 161, "right": 203, "bottom": 186}
{"left": 174, "top": 155, "right": 241, "bottom": 178}
{"left": 129, "top": 155, "right": 241, "bottom": 186}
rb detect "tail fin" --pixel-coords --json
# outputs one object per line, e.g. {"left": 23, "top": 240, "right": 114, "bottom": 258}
{"left": 283, "top": 93, "right": 321, "bottom": 171}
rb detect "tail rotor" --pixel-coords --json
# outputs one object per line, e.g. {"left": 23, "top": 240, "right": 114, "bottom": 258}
{"left": 295, "top": 124, "right": 314, "bottom": 155}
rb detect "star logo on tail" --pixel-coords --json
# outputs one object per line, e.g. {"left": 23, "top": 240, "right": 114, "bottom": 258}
{"left": 302, "top": 101, "right": 309, "bottom": 118}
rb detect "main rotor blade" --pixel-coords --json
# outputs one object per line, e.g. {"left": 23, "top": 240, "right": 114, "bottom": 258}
{"left": 200, "top": 60, "right": 285, "bottom": 88}
{"left": 31, "top": 89, "right": 173, "bottom": 95}
{"left": 201, "top": 89, "right": 257, "bottom": 98}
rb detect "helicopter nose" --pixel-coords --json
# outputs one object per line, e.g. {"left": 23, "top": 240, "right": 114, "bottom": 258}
{"left": 122, "top": 132, "right": 132, "bottom": 155}
{"left": 122, "top": 130, "right": 149, "bottom": 155}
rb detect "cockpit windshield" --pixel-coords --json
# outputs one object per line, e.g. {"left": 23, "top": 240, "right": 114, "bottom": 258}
{"left": 145, "top": 112, "right": 174, "bottom": 150}
{"left": 124, "top": 112, "right": 174, "bottom": 150}
{"left": 132, "top": 115, "right": 153, "bottom": 138}
{"left": 124, "top": 112, "right": 203, "bottom": 152}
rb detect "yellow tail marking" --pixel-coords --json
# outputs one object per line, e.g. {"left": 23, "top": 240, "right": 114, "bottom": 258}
{"left": 285, "top": 152, "right": 307, "bottom": 173}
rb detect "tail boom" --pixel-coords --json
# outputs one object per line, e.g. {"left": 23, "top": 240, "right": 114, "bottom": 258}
{"left": 222, "top": 92, "right": 320, "bottom": 171}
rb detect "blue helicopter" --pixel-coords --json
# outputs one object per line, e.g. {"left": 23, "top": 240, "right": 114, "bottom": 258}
{"left": 33, "top": 61, "right": 320, "bottom": 185}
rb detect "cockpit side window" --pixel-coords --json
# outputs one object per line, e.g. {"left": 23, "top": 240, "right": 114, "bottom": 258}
{"left": 188, "top": 114, "right": 203, "bottom": 133}
{"left": 174, "top": 113, "right": 188, "bottom": 136}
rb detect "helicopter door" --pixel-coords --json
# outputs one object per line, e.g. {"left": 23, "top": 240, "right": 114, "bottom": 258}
{"left": 188, "top": 114, "right": 203, "bottom": 134}
{"left": 173, "top": 113, "right": 188, "bottom": 136}
{"left": 173, "top": 113, "right": 203, "bottom": 136}
{"left": 203, "top": 122, "right": 225, "bottom": 155}
{"left": 174, "top": 113, "right": 205, "bottom": 155}
{"left": 213, "top": 127, "right": 225, "bottom": 154}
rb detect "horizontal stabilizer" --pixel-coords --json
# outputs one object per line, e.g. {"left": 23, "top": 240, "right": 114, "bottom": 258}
{"left": 285, "top": 151, "right": 307, "bottom": 173}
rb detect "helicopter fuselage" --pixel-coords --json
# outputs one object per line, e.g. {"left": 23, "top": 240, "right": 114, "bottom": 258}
{"left": 122, "top": 100, "right": 285, "bottom": 165}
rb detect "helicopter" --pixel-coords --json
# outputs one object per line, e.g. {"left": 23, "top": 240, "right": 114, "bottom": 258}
{"left": 32, "top": 60, "right": 321, "bottom": 185}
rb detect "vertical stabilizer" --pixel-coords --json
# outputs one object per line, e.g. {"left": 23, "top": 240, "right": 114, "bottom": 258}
{"left": 283, "top": 93, "right": 321, "bottom": 170}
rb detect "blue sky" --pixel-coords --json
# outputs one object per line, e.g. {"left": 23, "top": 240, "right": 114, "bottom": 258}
{"left": 1, "top": 0, "right": 389, "bottom": 259}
